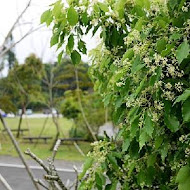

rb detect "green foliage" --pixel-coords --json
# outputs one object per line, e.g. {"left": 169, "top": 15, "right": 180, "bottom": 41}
{"left": 176, "top": 165, "right": 190, "bottom": 190}
{"left": 182, "top": 98, "right": 190, "bottom": 122}
{"left": 67, "top": 7, "right": 78, "bottom": 26}
{"left": 0, "top": 54, "right": 43, "bottom": 112}
{"left": 176, "top": 40, "right": 190, "bottom": 63}
{"left": 44, "top": 0, "right": 190, "bottom": 189}
{"left": 40, "top": 9, "right": 53, "bottom": 26}
{"left": 61, "top": 90, "right": 109, "bottom": 139}
{"left": 71, "top": 50, "right": 81, "bottom": 65}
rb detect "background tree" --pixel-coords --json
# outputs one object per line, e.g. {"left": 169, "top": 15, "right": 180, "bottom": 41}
{"left": 0, "top": 54, "right": 43, "bottom": 138}
{"left": 61, "top": 90, "right": 110, "bottom": 140}
{"left": 41, "top": 58, "right": 93, "bottom": 148}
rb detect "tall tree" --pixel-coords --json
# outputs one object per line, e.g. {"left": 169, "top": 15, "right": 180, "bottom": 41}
{"left": 0, "top": 54, "right": 44, "bottom": 138}
{"left": 42, "top": 59, "right": 93, "bottom": 148}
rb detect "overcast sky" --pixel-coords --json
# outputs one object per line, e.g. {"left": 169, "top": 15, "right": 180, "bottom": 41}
{"left": 0, "top": 0, "right": 98, "bottom": 66}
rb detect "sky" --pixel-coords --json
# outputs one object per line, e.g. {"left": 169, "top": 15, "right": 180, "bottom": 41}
{"left": 0, "top": 0, "right": 98, "bottom": 67}
{"left": 0, "top": 0, "right": 57, "bottom": 64}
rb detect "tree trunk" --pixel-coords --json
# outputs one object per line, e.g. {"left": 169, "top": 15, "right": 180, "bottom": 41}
{"left": 50, "top": 114, "right": 60, "bottom": 151}
{"left": 74, "top": 68, "right": 97, "bottom": 141}
{"left": 34, "top": 116, "right": 49, "bottom": 148}
{"left": 16, "top": 104, "right": 25, "bottom": 138}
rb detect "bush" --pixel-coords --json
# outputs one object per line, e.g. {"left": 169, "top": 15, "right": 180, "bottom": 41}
{"left": 61, "top": 90, "right": 110, "bottom": 140}
{"left": 44, "top": 0, "right": 190, "bottom": 189}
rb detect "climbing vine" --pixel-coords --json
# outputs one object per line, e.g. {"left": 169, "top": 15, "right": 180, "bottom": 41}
{"left": 42, "top": 0, "right": 190, "bottom": 189}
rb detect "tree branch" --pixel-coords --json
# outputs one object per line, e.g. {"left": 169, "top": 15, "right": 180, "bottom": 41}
{"left": 0, "top": 114, "right": 40, "bottom": 190}
{"left": 0, "top": 174, "right": 13, "bottom": 190}
{"left": 1, "top": 0, "right": 32, "bottom": 49}
{"left": 74, "top": 67, "right": 97, "bottom": 141}
{"left": 25, "top": 148, "right": 49, "bottom": 173}
{"left": 0, "top": 26, "right": 43, "bottom": 58}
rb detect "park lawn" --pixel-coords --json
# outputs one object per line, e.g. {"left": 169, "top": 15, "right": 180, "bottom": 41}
{"left": 0, "top": 117, "right": 91, "bottom": 161}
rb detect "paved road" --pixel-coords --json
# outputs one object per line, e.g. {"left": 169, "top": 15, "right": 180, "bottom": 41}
{"left": 0, "top": 166, "right": 76, "bottom": 190}
{"left": 0, "top": 156, "right": 82, "bottom": 190}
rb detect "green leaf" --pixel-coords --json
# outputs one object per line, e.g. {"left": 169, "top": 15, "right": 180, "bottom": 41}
{"left": 134, "top": 76, "right": 146, "bottom": 97}
{"left": 114, "top": 0, "right": 126, "bottom": 18}
{"left": 156, "top": 38, "right": 166, "bottom": 53}
{"left": 67, "top": 34, "right": 74, "bottom": 52}
{"left": 168, "top": 0, "right": 178, "bottom": 10}
{"left": 176, "top": 166, "right": 190, "bottom": 190}
{"left": 144, "top": 112, "right": 154, "bottom": 137}
{"left": 161, "top": 43, "right": 175, "bottom": 57}
{"left": 98, "top": 2, "right": 109, "bottom": 12}
{"left": 176, "top": 40, "right": 190, "bottom": 64}
{"left": 105, "top": 181, "right": 117, "bottom": 190}
{"left": 134, "top": 18, "right": 144, "bottom": 31}
{"left": 95, "top": 173, "right": 102, "bottom": 189}
{"left": 71, "top": 50, "right": 81, "bottom": 65}
{"left": 107, "top": 154, "right": 118, "bottom": 169}
{"left": 41, "top": 10, "right": 53, "bottom": 26}
{"left": 149, "top": 67, "right": 162, "bottom": 86}
{"left": 139, "top": 129, "right": 149, "bottom": 150}
{"left": 111, "top": 27, "right": 119, "bottom": 47}
{"left": 81, "top": 12, "right": 89, "bottom": 26}
{"left": 130, "top": 116, "right": 139, "bottom": 139}
{"left": 103, "top": 94, "right": 112, "bottom": 107}
{"left": 50, "top": 33, "right": 59, "bottom": 47}
{"left": 128, "top": 162, "right": 135, "bottom": 177}
{"left": 131, "top": 55, "right": 145, "bottom": 74}
{"left": 182, "top": 98, "right": 190, "bottom": 122}
{"left": 79, "top": 157, "right": 94, "bottom": 179}
{"left": 67, "top": 7, "right": 78, "bottom": 26}
{"left": 174, "top": 89, "right": 190, "bottom": 104}
{"left": 170, "top": 32, "right": 182, "bottom": 41}
{"left": 67, "top": 0, "right": 74, "bottom": 5}
{"left": 122, "top": 137, "right": 130, "bottom": 152}
{"left": 160, "top": 143, "right": 168, "bottom": 161}
{"left": 137, "top": 169, "right": 146, "bottom": 185}
{"left": 147, "top": 154, "right": 156, "bottom": 167}
{"left": 136, "top": 0, "right": 150, "bottom": 9}
{"left": 58, "top": 51, "right": 63, "bottom": 64}
{"left": 122, "top": 49, "right": 134, "bottom": 61}
{"left": 128, "top": 106, "right": 139, "bottom": 122}
{"left": 95, "top": 172, "right": 105, "bottom": 189}
{"left": 78, "top": 40, "right": 87, "bottom": 54}
{"left": 52, "top": 0, "right": 63, "bottom": 19}
{"left": 164, "top": 114, "right": 180, "bottom": 132}
{"left": 155, "top": 136, "right": 163, "bottom": 149}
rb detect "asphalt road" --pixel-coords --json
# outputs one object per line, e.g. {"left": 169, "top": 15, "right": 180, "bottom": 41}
{"left": 0, "top": 165, "right": 76, "bottom": 190}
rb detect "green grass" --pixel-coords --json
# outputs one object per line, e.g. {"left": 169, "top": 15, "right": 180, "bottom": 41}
{"left": 0, "top": 117, "right": 91, "bottom": 161}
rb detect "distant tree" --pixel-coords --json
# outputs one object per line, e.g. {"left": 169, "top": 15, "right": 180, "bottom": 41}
{"left": 41, "top": 59, "right": 93, "bottom": 148}
{"left": 42, "top": 59, "right": 92, "bottom": 99}
{"left": 61, "top": 90, "right": 109, "bottom": 140}
{"left": 0, "top": 54, "right": 44, "bottom": 137}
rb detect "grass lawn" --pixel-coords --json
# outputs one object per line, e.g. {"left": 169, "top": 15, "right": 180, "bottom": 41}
{"left": 0, "top": 117, "right": 91, "bottom": 161}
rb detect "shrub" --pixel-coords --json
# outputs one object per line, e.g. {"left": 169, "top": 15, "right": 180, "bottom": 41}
{"left": 43, "top": 0, "right": 190, "bottom": 189}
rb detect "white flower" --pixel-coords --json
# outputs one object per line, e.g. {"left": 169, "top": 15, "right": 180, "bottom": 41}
{"left": 165, "top": 83, "right": 172, "bottom": 90}
{"left": 116, "top": 81, "right": 125, "bottom": 87}
{"left": 167, "top": 65, "right": 175, "bottom": 77}
{"left": 175, "top": 82, "right": 183, "bottom": 92}
{"left": 143, "top": 57, "right": 151, "bottom": 65}
{"left": 182, "top": 6, "right": 188, "bottom": 12}
{"left": 152, "top": 112, "right": 159, "bottom": 122}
